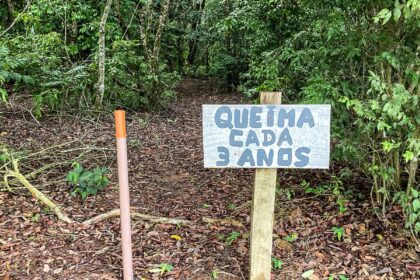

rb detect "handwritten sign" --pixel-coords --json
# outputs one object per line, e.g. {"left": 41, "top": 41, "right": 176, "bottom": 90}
{"left": 202, "top": 105, "right": 331, "bottom": 168}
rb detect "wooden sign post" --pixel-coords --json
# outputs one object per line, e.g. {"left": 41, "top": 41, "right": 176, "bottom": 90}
{"left": 202, "top": 93, "right": 331, "bottom": 279}
{"left": 250, "top": 92, "right": 281, "bottom": 280}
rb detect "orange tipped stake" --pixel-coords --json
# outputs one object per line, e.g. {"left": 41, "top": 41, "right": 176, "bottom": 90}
{"left": 114, "top": 110, "right": 134, "bottom": 280}
{"left": 115, "top": 110, "right": 127, "bottom": 139}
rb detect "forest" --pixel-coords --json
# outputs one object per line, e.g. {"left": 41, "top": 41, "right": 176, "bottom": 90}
{"left": 0, "top": 0, "right": 419, "bottom": 279}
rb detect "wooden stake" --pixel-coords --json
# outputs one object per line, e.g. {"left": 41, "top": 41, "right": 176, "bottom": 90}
{"left": 115, "top": 110, "right": 134, "bottom": 280}
{"left": 250, "top": 92, "right": 281, "bottom": 280}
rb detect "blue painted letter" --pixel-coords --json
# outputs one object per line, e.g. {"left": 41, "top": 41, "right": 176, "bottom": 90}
{"left": 229, "top": 129, "right": 243, "bottom": 147}
{"left": 238, "top": 149, "right": 255, "bottom": 167}
{"left": 257, "top": 149, "right": 274, "bottom": 166}
{"left": 262, "top": 130, "right": 275, "bottom": 146}
{"left": 294, "top": 147, "right": 310, "bottom": 167}
{"left": 277, "top": 148, "right": 292, "bottom": 166}
{"left": 234, "top": 109, "right": 249, "bottom": 128}
{"left": 277, "top": 128, "right": 293, "bottom": 146}
{"left": 278, "top": 109, "right": 295, "bottom": 127}
{"left": 214, "top": 106, "right": 232, "bottom": 128}
{"left": 297, "top": 108, "right": 314, "bottom": 128}
{"left": 216, "top": 146, "right": 230, "bottom": 166}
{"left": 245, "top": 130, "right": 260, "bottom": 146}
{"left": 250, "top": 107, "right": 263, "bottom": 128}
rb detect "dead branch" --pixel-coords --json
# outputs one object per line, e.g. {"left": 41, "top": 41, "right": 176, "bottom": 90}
{"left": 83, "top": 208, "right": 191, "bottom": 225}
{"left": 1, "top": 146, "right": 244, "bottom": 228}
{"left": 5, "top": 159, "right": 74, "bottom": 223}
{"left": 201, "top": 217, "right": 244, "bottom": 228}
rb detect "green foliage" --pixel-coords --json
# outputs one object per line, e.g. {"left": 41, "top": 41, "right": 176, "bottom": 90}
{"left": 66, "top": 163, "right": 109, "bottom": 200}
{"left": 107, "top": 39, "right": 180, "bottom": 109}
{"left": 0, "top": 151, "right": 8, "bottom": 163}
{"left": 225, "top": 231, "right": 240, "bottom": 245}
{"left": 211, "top": 269, "right": 218, "bottom": 279}
{"left": 0, "top": 45, "right": 33, "bottom": 102}
{"left": 227, "top": 203, "right": 236, "bottom": 210}
{"left": 1, "top": 0, "right": 180, "bottom": 113}
{"left": 331, "top": 226, "right": 344, "bottom": 241}
{"left": 302, "top": 180, "right": 326, "bottom": 195}
{"left": 283, "top": 233, "right": 298, "bottom": 243}
{"left": 271, "top": 257, "right": 283, "bottom": 270}
{"left": 394, "top": 188, "right": 420, "bottom": 236}
{"left": 149, "top": 263, "right": 174, "bottom": 275}
{"left": 31, "top": 213, "right": 41, "bottom": 222}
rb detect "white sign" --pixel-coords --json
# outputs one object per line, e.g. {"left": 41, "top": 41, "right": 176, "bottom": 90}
{"left": 202, "top": 105, "right": 331, "bottom": 168}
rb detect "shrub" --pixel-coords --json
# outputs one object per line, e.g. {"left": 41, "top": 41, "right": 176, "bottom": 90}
{"left": 66, "top": 163, "right": 109, "bottom": 200}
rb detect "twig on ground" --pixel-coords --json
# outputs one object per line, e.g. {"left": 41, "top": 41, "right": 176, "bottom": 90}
{"left": 83, "top": 208, "right": 191, "bottom": 225}
{"left": 202, "top": 217, "right": 244, "bottom": 228}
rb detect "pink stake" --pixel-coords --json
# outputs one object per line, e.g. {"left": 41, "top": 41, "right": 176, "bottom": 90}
{"left": 115, "top": 110, "right": 134, "bottom": 280}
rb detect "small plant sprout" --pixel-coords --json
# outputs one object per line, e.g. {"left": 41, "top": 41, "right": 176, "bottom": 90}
{"left": 225, "top": 231, "right": 240, "bottom": 245}
{"left": 284, "top": 232, "right": 298, "bottom": 242}
{"left": 271, "top": 257, "right": 283, "bottom": 270}
{"left": 227, "top": 203, "right": 236, "bottom": 210}
{"left": 332, "top": 226, "right": 345, "bottom": 241}
{"left": 211, "top": 269, "right": 219, "bottom": 279}
{"left": 149, "top": 263, "right": 174, "bottom": 275}
{"left": 31, "top": 213, "right": 40, "bottom": 222}
{"left": 216, "top": 233, "right": 225, "bottom": 241}
{"left": 336, "top": 196, "right": 347, "bottom": 214}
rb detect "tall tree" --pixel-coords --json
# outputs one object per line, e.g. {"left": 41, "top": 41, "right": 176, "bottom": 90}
{"left": 97, "top": 0, "right": 113, "bottom": 106}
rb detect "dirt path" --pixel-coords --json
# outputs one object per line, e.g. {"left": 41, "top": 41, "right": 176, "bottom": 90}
{"left": 0, "top": 79, "right": 418, "bottom": 279}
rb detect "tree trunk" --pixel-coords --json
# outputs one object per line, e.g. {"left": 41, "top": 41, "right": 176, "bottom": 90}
{"left": 187, "top": 0, "right": 205, "bottom": 67}
{"left": 97, "top": 0, "right": 113, "bottom": 107}
{"left": 6, "top": 0, "right": 14, "bottom": 25}
{"left": 150, "top": 0, "right": 171, "bottom": 73}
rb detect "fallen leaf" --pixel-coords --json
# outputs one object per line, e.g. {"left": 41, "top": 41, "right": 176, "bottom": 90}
{"left": 53, "top": 268, "right": 63, "bottom": 274}
{"left": 171, "top": 234, "right": 182, "bottom": 241}
{"left": 274, "top": 239, "right": 293, "bottom": 252}
{"left": 302, "top": 269, "right": 315, "bottom": 278}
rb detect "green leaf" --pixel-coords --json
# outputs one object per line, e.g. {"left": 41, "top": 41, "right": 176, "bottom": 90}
{"left": 394, "top": 7, "right": 401, "bottom": 21}
{"left": 158, "top": 263, "right": 174, "bottom": 275}
{"left": 271, "top": 257, "right": 284, "bottom": 270}
{"left": 225, "top": 231, "right": 240, "bottom": 245}
{"left": 382, "top": 141, "right": 393, "bottom": 152}
{"left": 376, "top": 9, "right": 393, "bottom": 25}
{"left": 403, "top": 151, "right": 414, "bottom": 162}
{"left": 411, "top": 189, "right": 419, "bottom": 199}
{"left": 413, "top": 199, "right": 420, "bottom": 212}
{"left": 0, "top": 88, "right": 7, "bottom": 102}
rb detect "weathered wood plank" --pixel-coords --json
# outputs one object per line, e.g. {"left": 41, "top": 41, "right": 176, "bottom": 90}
{"left": 202, "top": 104, "right": 331, "bottom": 168}
{"left": 250, "top": 91, "right": 281, "bottom": 280}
